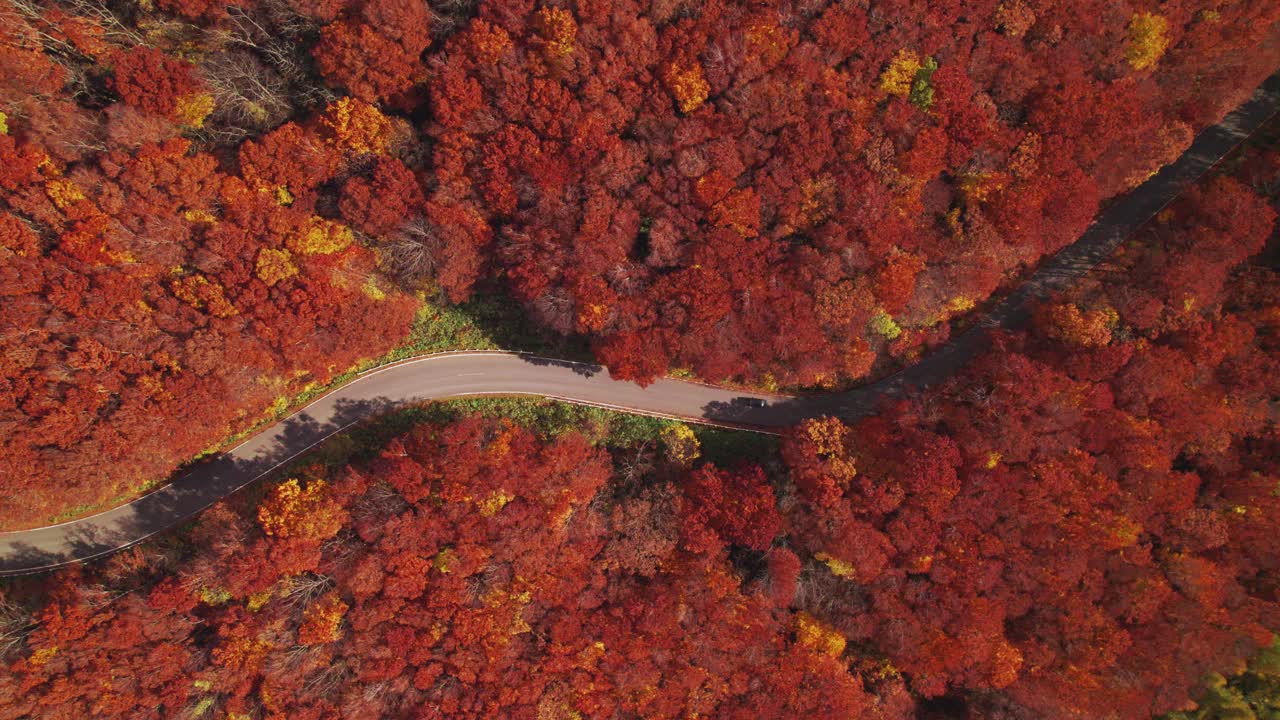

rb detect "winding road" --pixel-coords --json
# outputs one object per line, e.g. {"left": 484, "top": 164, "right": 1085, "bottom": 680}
{"left": 2, "top": 70, "right": 1278, "bottom": 576}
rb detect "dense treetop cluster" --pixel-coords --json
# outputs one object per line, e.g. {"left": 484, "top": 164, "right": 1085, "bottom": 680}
{"left": 1, "top": 2, "right": 1279, "bottom": 717}
{"left": 2, "top": 116, "right": 1279, "bottom": 719}
{"left": 2, "top": 0, "right": 1278, "bottom": 526}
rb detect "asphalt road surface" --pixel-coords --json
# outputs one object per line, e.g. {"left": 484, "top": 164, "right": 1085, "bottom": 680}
{"left": 2, "top": 70, "right": 1277, "bottom": 576}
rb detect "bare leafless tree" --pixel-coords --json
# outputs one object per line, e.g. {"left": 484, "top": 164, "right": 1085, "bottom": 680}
{"left": 0, "top": 598, "right": 33, "bottom": 660}
{"left": 380, "top": 217, "right": 445, "bottom": 284}
{"left": 278, "top": 572, "right": 335, "bottom": 609}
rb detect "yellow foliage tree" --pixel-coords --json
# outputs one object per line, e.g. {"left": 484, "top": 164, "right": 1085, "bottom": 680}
{"left": 795, "top": 611, "right": 847, "bottom": 657}
{"left": 320, "top": 97, "right": 392, "bottom": 156}
{"left": 664, "top": 62, "right": 710, "bottom": 114}
{"left": 1126, "top": 13, "right": 1169, "bottom": 71}
{"left": 255, "top": 248, "right": 298, "bottom": 287}
{"left": 257, "top": 478, "right": 348, "bottom": 541}
{"left": 879, "top": 49, "right": 923, "bottom": 97}
{"left": 174, "top": 93, "right": 215, "bottom": 128}
{"left": 535, "top": 6, "right": 577, "bottom": 57}
{"left": 800, "top": 416, "right": 859, "bottom": 483}
{"left": 660, "top": 423, "right": 702, "bottom": 466}
{"left": 287, "top": 216, "right": 354, "bottom": 255}
{"left": 171, "top": 274, "right": 239, "bottom": 318}
{"left": 1041, "top": 303, "right": 1117, "bottom": 347}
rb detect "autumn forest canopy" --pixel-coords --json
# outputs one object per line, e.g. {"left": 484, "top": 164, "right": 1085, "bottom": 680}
{"left": 1, "top": 0, "right": 1280, "bottom": 717}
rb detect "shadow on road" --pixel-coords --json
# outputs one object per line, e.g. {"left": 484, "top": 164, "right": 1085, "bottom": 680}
{"left": 0, "top": 395, "right": 401, "bottom": 576}
{"left": 518, "top": 354, "right": 604, "bottom": 378}
{"left": 5, "top": 71, "right": 1279, "bottom": 576}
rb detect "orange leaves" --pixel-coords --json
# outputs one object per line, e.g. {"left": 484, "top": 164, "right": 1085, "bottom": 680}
{"left": 338, "top": 157, "right": 425, "bottom": 237}
{"left": 319, "top": 97, "right": 394, "bottom": 157}
{"left": 463, "top": 20, "right": 513, "bottom": 65}
{"left": 1037, "top": 303, "right": 1117, "bottom": 348}
{"left": 873, "top": 249, "right": 925, "bottom": 313}
{"left": 297, "top": 592, "right": 348, "bottom": 645}
{"left": 695, "top": 172, "right": 761, "bottom": 237}
{"left": 238, "top": 122, "right": 341, "bottom": 195}
{"left": 257, "top": 478, "right": 348, "bottom": 542}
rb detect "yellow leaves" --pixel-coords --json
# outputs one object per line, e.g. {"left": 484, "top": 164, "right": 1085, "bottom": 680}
{"left": 815, "top": 552, "right": 857, "bottom": 579}
{"left": 660, "top": 423, "right": 702, "bottom": 466}
{"left": 478, "top": 490, "right": 514, "bottom": 517}
{"left": 171, "top": 274, "right": 239, "bottom": 318}
{"left": 909, "top": 554, "right": 934, "bottom": 573}
{"left": 287, "top": 216, "right": 354, "bottom": 255}
{"left": 800, "top": 417, "right": 860, "bottom": 486}
{"left": 257, "top": 478, "right": 347, "bottom": 541}
{"left": 174, "top": 92, "right": 214, "bottom": 128}
{"left": 879, "top": 49, "right": 922, "bottom": 97}
{"left": 138, "top": 374, "right": 173, "bottom": 402}
{"left": 794, "top": 611, "right": 847, "bottom": 657}
{"left": 0, "top": 111, "right": 7, "bottom": 135}
{"left": 984, "top": 452, "right": 1002, "bottom": 470}
{"left": 869, "top": 309, "right": 902, "bottom": 340}
{"left": 246, "top": 588, "right": 273, "bottom": 612}
{"left": 803, "top": 417, "right": 849, "bottom": 458}
{"left": 664, "top": 62, "right": 710, "bottom": 114}
{"left": 947, "top": 296, "right": 976, "bottom": 314}
{"left": 45, "top": 179, "right": 85, "bottom": 209}
{"left": 320, "top": 97, "right": 392, "bottom": 156}
{"left": 255, "top": 248, "right": 298, "bottom": 287}
{"left": 433, "top": 547, "right": 457, "bottom": 574}
{"left": 198, "top": 585, "right": 232, "bottom": 605}
{"left": 273, "top": 185, "right": 294, "bottom": 206}
{"left": 29, "top": 646, "right": 58, "bottom": 666}
{"left": 535, "top": 6, "right": 577, "bottom": 58}
{"left": 1126, "top": 13, "right": 1169, "bottom": 71}
{"left": 298, "top": 592, "right": 348, "bottom": 645}
{"left": 361, "top": 278, "right": 387, "bottom": 301}
{"left": 183, "top": 208, "right": 217, "bottom": 223}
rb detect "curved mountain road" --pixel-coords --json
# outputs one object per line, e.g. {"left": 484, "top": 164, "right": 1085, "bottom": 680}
{"left": 2, "top": 71, "right": 1277, "bottom": 576}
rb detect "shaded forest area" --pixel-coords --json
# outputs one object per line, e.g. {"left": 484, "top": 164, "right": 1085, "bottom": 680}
{"left": 1, "top": 114, "right": 1278, "bottom": 720}
{"left": 3, "top": 0, "right": 1280, "bottom": 529}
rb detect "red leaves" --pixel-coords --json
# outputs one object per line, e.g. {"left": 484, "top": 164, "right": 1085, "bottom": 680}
{"left": 339, "top": 157, "right": 425, "bottom": 236}
{"left": 313, "top": 0, "right": 433, "bottom": 103}
{"left": 679, "top": 464, "right": 781, "bottom": 552}
{"left": 108, "top": 47, "right": 203, "bottom": 119}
